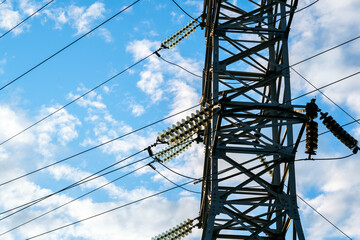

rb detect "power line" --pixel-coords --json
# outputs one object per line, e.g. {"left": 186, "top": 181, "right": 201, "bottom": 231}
{"left": 0, "top": 49, "right": 159, "bottom": 147}
{"left": 291, "top": 67, "right": 360, "bottom": 126}
{"left": 150, "top": 163, "right": 200, "bottom": 194}
{"left": 0, "top": 48, "right": 204, "bottom": 148}
{"left": 280, "top": 181, "right": 352, "bottom": 240}
{"left": 297, "top": 194, "right": 353, "bottom": 240}
{"left": 0, "top": 150, "right": 148, "bottom": 221}
{"left": 10, "top": 144, "right": 242, "bottom": 239}
{"left": 0, "top": 0, "right": 142, "bottom": 91}
{"left": 0, "top": 139, "right": 189, "bottom": 218}
{"left": 158, "top": 54, "right": 202, "bottom": 78}
{"left": 0, "top": 13, "right": 202, "bottom": 147}
{"left": 297, "top": 117, "right": 360, "bottom": 147}
{"left": 295, "top": 153, "right": 355, "bottom": 162}
{"left": 0, "top": 156, "right": 148, "bottom": 217}
{"left": 287, "top": 72, "right": 360, "bottom": 149}
{"left": 25, "top": 178, "right": 199, "bottom": 240}
{"left": 0, "top": 140, "right": 192, "bottom": 221}
{"left": 0, "top": 136, "right": 145, "bottom": 187}
{"left": 0, "top": 0, "right": 54, "bottom": 40}
{"left": 290, "top": 35, "right": 360, "bottom": 68}
{"left": 0, "top": 0, "right": 6, "bottom": 6}
{"left": 291, "top": 71, "right": 360, "bottom": 102}
{"left": 265, "top": 0, "right": 319, "bottom": 25}
{"left": 0, "top": 141, "right": 197, "bottom": 232}
{"left": 0, "top": 102, "right": 201, "bottom": 187}
{"left": 295, "top": 0, "right": 320, "bottom": 13}
{"left": 0, "top": 160, "right": 153, "bottom": 237}
{"left": 157, "top": 161, "right": 198, "bottom": 180}
{"left": 170, "top": 0, "right": 195, "bottom": 20}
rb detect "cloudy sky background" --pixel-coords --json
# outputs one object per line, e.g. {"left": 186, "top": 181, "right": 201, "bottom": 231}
{"left": 0, "top": 0, "right": 359, "bottom": 239}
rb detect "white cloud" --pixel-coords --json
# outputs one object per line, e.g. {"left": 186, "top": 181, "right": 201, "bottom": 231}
{"left": 299, "top": 188, "right": 360, "bottom": 239}
{"left": 43, "top": 8, "right": 68, "bottom": 29}
{"left": 66, "top": 87, "right": 153, "bottom": 159}
{"left": 152, "top": 142, "right": 204, "bottom": 187}
{"left": 0, "top": 58, "right": 6, "bottom": 75}
{"left": 43, "top": 1, "right": 107, "bottom": 37}
{"left": 0, "top": 174, "right": 201, "bottom": 239}
{"left": 126, "top": 40, "right": 164, "bottom": 103}
{"left": 124, "top": 39, "right": 204, "bottom": 188}
{"left": 286, "top": 2, "right": 360, "bottom": 237}
{"left": 33, "top": 105, "right": 81, "bottom": 159}
{"left": 98, "top": 27, "right": 113, "bottom": 43}
{"left": 0, "top": 0, "right": 113, "bottom": 44}
{"left": 126, "top": 39, "right": 202, "bottom": 115}
{"left": 170, "top": 11, "right": 184, "bottom": 24}
{"left": 129, "top": 102, "right": 145, "bottom": 117}
{"left": 0, "top": 104, "right": 80, "bottom": 163}
{"left": 148, "top": 30, "right": 158, "bottom": 37}
{"left": 0, "top": 105, "right": 34, "bottom": 144}
{"left": 290, "top": 0, "right": 360, "bottom": 118}
{"left": 164, "top": 51, "right": 202, "bottom": 82}
{"left": 0, "top": 6, "right": 22, "bottom": 35}
{"left": 68, "top": 88, "right": 106, "bottom": 110}
{"left": 102, "top": 86, "right": 110, "bottom": 93}
{"left": 0, "top": 101, "right": 201, "bottom": 239}
{"left": 0, "top": 0, "right": 54, "bottom": 35}
{"left": 137, "top": 70, "right": 164, "bottom": 103}
{"left": 155, "top": 4, "right": 167, "bottom": 11}
{"left": 185, "top": 0, "right": 203, "bottom": 14}
{"left": 7, "top": 0, "right": 360, "bottom": 238}
{"left": 167, "top": 79, "right": 199, "bottom": 123}
{"left": 38, "top": 106, "right": 81, "bottom": 144}
{"left": 19, "top": 0, "right": 40, "bottom": 16}
{"left": 67, "top": 2, "right": 105, "bottom": 35}
{"left": 126, "top": 39, "right": 160, "bottom": 61}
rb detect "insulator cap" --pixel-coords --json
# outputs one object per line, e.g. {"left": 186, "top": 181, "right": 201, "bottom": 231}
{"left": 306, "top": 98, "right": 319, "bottom": 120}
{"left": 320, "top": 112, "right": 359, "bottom": 153}
{"left": 151, "top": 218, "right": 194, "bottom": 240}
{"left": 160, "top": 17, "right": 200, "bottom": 48}
{"left": 157, "top": 106, "right": 212, "bottom": 144}
{"left": 155, "top": 141, "right": 193, "bottom": 163}
{"left": 305, "top": 120, "right": 318, "bottom": 155}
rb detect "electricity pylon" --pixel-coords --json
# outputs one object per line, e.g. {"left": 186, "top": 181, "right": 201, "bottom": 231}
{"left": 199, "top": 0, "right": 307, "bottom": 239}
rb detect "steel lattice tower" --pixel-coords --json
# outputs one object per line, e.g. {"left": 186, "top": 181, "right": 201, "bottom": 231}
{"left": 199, "top": 0, "right": 307, "bottom": 239}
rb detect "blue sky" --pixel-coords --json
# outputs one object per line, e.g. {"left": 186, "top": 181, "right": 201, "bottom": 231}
{"left": 0, "top": 0, "right": 359, "bottom": 239}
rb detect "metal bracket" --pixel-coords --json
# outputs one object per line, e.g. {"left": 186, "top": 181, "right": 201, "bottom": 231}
{"left": 278, "top": 194, "right": 300, "bottom": 220}
{"left": 209, "top": 191, "right": 225, "bottom": 216}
